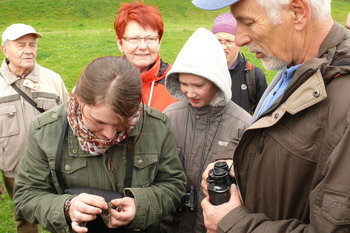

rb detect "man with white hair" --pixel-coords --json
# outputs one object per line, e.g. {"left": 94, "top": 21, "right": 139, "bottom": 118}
{"left": 193, "top": 0, "right": 350, "bottom": 232}
{"left": 0, "top": 23, "right": 68, "bottom": 233}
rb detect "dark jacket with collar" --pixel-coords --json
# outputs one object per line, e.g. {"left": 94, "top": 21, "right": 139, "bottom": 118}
{"left": 218, "top": 23, "right": 350, "bottom": 233}
{"left": 229, "top": 53, "right": 267, "bottom": 114}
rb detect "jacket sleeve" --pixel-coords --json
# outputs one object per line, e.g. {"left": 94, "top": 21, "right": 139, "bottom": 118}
{"left": 217, "top": 123, "right": 350, "bottom": 233}
{"left": 125, "top": 117, "right": 187, "bottom": 230}
{"left": 254, "top": 67, "right": 268, "bottom": 106}
{"left": 13, "top": 122, "right": 73, "bottom": 233}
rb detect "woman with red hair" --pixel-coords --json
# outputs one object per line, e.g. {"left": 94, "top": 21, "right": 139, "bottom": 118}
{"left": 114, "top": 2, "right": 177, "bottom": 112}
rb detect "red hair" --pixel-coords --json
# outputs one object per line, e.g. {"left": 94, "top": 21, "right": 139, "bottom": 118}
{"left": 114, "top": 2, "right": 164, "bottom": 40}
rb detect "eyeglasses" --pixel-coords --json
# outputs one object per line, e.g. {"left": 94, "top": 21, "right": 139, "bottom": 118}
{"left": 123, "top": 36, "right": 159, "bottom": 45}
{"left": 218, "top": 39, "right": 235, "bottom": 46}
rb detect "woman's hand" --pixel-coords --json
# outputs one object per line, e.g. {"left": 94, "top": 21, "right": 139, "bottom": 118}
{"left": 68, "top": 193, "right": 108, "bottom": 233}
{"left": 105, "top": 197, "right": 137, "bottom": 228}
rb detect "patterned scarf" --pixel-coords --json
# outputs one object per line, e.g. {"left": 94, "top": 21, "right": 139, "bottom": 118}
{"left": 67, "top": 96, "right": 140, "bottom": 155}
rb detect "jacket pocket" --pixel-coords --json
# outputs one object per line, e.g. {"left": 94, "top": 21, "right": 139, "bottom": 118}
{"left": 59, "top": 157, "right": 87, "bottom": 188}
{"left": 61, "top": 158, "right": 87, "bottom": 175}
{"left": 0, "top": 105, "right": 19, "bottom": 137}
{"left": 132, "top": 153, "right": 159, "bottom": 187}
{"left": 33, "top": 92, "right": 60, "bottom": 110}
{"left": 322, "top": 189, "right": 350, "bottom": 225}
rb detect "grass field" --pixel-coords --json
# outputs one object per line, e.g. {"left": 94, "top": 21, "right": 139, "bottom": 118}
{"left": 0, "top": 0, "right": 349, "bottom": 232}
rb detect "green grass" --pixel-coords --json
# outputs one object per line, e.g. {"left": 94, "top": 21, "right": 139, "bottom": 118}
{"left": 0, "top": 0, "right": 256, "bottom": 91}
{"left": 0, "top": 0, "right": 348, "bottom": 90}
{"left": 0, "top": 0, "right": 349, "bottom": 232}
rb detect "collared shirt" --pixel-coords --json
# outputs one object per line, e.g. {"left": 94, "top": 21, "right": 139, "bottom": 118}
{"left": 256, "top": 64, "right": 301, "bottom": 118}
{"left": 228, "top": 59, "right": 238, "bottom": 70}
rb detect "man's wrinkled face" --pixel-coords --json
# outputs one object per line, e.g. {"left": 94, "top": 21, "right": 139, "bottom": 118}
{"left": 2, "top": 34, "right": 38, "bottom": 73}
{"left": 230, "top": 0, "right": 289, "bottom": 70}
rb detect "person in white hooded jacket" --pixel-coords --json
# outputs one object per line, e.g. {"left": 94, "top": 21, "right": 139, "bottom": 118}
{"left": 161, "top": 27, "right": 252, "bottom": 233}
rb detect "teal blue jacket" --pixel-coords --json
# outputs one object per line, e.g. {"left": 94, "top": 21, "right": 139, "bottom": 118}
{"left": 14, "top": 103, "right": 186, "bottom": 233}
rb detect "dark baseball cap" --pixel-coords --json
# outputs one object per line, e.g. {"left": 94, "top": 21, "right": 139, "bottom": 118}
{"left": 192, "top": 0, "right": 240, "bottom": 10}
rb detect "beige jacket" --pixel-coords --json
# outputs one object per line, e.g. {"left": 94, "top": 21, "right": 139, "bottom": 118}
{"left": 0, "top": 59, "right": 68, "bottom": 177}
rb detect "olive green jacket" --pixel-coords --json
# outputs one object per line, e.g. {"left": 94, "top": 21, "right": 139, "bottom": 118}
{"left": 14, "top": 103, "right": 186, "bottom": 233}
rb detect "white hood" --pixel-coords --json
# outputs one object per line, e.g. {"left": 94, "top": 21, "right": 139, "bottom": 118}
{"left": 165, "top": 27, "right": 232, "bottom": 106}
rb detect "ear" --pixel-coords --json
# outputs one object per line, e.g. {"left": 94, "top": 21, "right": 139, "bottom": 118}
{"left": 116, "top": 36, "right": 124, "bottom": 53}
{"left": 75, "top": 96, "right": 82, "bottom": 104}
{"left": 1, "top": 44, "right": 8, "bottom": 57}
{"left": 290, "top": 0, "right": 311, "bottom": 31}
{"left": 75, "top": 97, "right": 88, "bottom": 111}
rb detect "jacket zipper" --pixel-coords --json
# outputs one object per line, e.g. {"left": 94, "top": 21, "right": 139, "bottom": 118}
{"left": 257, "top": 132, "right": 267, "bottom": 154}
{"left": 148, "top": 80, "right": 155, "bottom": 106}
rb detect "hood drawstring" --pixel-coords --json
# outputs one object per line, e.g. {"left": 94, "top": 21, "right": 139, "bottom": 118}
{"left": 148, "top": 80, "right": 155, "bottom": 106}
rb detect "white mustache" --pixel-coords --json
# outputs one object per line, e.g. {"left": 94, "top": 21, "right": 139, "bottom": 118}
{"left": 247, "top": 44, "right": 265, "bottom": 54}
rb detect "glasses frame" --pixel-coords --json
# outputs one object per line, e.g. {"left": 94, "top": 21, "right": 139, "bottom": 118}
{"left": 122, "top": 35, "right": 159, "bottom": 45}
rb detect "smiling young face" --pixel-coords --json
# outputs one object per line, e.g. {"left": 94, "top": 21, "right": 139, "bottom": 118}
{"left": 179, "top": 73, "right": 219, "bottom": 108}
{"left": 117, "top": 20, "right": 161, "bottom": 73}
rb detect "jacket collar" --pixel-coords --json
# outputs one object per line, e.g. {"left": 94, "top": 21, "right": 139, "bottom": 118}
{"left": 283, "top": 23, "right": 349, "bottom": 102}
{"left": 251, "top": 70, "right": 327, "bottom": 129}
{"left": 319, "top": 22, "right": 348, "bottom": 57}
{"left": 141, "top": 55, "right": 162, "bottom": 85}
{"left": 253, "top": 22, "right": 350, "bottom": 123}
{"left": 189, "top": 103, "right": 227, "bottom": 117}
{"left": 0, "top": 58, "right": 40, "bottom": 84}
